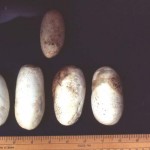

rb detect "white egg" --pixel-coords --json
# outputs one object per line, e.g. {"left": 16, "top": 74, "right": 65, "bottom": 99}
{"left": 91, "top": 66, "right": 123, "bottom": 125}
{"left": 15, "top": 65, "right": 45, "bottom": 130}
{"left": 0, "top": 75, "right": 9, "bottom": 126}
{"left": 52, "top": 66, "right": 86, "bottom": 126}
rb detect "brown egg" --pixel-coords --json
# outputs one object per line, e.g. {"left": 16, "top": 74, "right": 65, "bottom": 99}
{"left": 40, "top": 10, "right": 65, "bottom": 58}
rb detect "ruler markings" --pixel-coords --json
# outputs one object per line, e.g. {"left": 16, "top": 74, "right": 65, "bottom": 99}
{"left": 1, "top": 141, "right": 150, "bottom": 145}
{"left": 0, "top": 135, "right": 150, "bottom": 149}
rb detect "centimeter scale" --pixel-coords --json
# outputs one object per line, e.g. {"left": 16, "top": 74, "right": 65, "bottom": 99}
{"left": 0, "top": 134, "right": 150, "bottom": 149}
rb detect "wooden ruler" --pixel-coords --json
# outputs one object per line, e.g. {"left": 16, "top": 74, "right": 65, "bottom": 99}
{"left": 0, "top": 134, "right": 150, "bottom": 149}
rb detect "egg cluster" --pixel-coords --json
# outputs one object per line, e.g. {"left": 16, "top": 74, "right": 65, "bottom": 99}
{"left": 0, "top": 10, "right": 124, "bottom": 130}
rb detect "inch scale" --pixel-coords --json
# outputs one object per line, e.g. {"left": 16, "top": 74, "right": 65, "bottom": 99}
{"left": 0, "top": 134, "right": 150, "bottom": 149}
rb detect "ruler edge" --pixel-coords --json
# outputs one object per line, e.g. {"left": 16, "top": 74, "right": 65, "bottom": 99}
{"left": 0, "top": 134, "right": 150, "bottom": 140}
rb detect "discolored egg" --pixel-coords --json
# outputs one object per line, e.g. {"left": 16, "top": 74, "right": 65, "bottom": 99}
{"left": 0, "top": 75, "right": 10, "bottom": 126}
{"left": 15, "top": 65, "right": 45, "bottom": 130}
{"left": 40, "top": 9, "right": 65, "bottom": 58}
{"left": 91, "top": 66, "right": 123, "bottom": 125}
{"left": 52, "top": 66, "right": 86, "bottom": 126}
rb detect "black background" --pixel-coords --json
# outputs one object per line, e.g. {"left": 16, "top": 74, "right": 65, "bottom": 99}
{"left": 0, "top": 0, "right": 150, "bottom": 136}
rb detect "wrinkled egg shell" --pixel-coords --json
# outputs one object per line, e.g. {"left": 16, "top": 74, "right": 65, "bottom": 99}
{"left": 40, "top": 9, "right": 65, "bottom": 58}
{"left": 52, "top": 66, "right": 86, "bottom": 126}
{"left": 0, "top": 75, "right": 9, "bottom": 126}
{"left": 15, "top": 65, "right": 45, "bottom": 130}
{"left": 91, "top": 66, "right": 123, "bottom": 125}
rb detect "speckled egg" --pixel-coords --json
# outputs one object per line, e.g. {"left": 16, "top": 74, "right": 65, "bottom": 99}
{"left": 91, "top": 66, "right": 123, "bottom": 125}
{"left": 40, "top": 10, "right": 65, "bottom": 58}
{"left": 0, "top": 75, "right": 10, "bottom": 126}
{"left": 15, "top": 65, "right": 45, "bottom": 130}
{"left": 52, "top": 66, "right": 86, "bottom": 126}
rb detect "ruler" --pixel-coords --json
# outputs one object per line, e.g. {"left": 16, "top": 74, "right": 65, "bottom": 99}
{"left": 0, "top": 134, "right": 150, "bottom": 149}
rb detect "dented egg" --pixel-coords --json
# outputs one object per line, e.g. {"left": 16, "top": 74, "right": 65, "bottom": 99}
{"left": 91, "top": 66, "right": 123, "bottom": 125}
{"left": 52, "top": 66, "right": 86, "bottom": 126}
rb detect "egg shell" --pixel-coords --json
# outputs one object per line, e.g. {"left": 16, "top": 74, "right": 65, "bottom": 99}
{"left": 52, "top": 66, "right": 86, "bottom": 126}
{"left": 0, "top": 75, "right": 10, "bottom": 126}
{"left": 40, "top": 9, "right": 65, "bottom": 58}
{"left": 15, "top": 65, "right": 45, "bottom": 130}
{"left": 91, "top": 66, "right": 123, "bottom": 125}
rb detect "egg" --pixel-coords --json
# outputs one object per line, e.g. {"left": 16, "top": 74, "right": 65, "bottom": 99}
{"left": 40, "top": 10, "right": 65, "bottom": 58}
{"left": 15, "top": 65, "right": 45, "bottom": 130}
{"left": 52, "top": 66, "right": 86, "bottom": 126}
{"left": 0, "top": 75, "right": 10, "bottom": 126}
{"left": 91, "top": 66, "right": 123, "bottom": 125}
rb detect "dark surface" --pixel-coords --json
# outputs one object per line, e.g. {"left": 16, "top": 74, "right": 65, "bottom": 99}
{"left": 0, "top": 0, "right": 150, "bottom": 135}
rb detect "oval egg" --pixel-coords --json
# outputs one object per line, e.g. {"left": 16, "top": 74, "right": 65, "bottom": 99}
{"left": 40, "top": 9, "right": 65, "bottom": 58}
{"left": 15, "top": 65, "right": 45, "bottom": 130}
{"left": 52, "top": 66, "right": 86, "bottom": 126}
{"left": 0, "top": 75, "right": 10, "bottom": 126}
{"left": 91, "top": 66, "right": 123, "bottom": 125}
